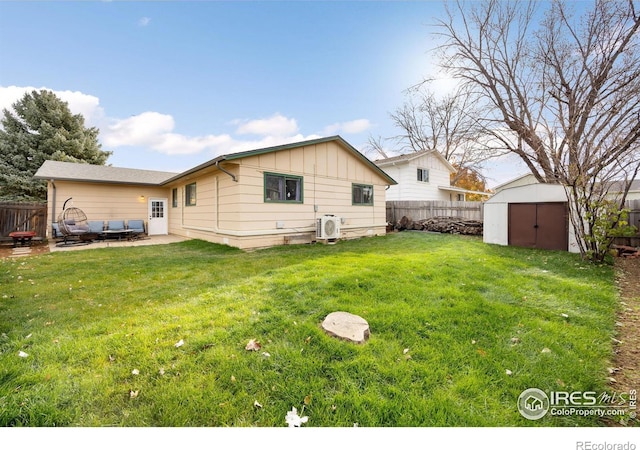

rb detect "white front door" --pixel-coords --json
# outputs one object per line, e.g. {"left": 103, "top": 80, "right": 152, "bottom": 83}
{"left": 148, "top": 198, "right": 168, "bottom": 235}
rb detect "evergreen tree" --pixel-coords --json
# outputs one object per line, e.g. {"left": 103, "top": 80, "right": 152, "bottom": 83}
{"left": 0, "top": 89, "right": 111, "bottom": 202}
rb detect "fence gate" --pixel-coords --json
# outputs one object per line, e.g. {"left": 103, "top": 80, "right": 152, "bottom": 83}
{"left": 0, "top": 202, "right": 47, "bottom": 240}
{"left": 508, "top": 202, "right": 568, "bottom": 251}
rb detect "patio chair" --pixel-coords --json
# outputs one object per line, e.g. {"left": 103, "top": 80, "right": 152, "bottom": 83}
{"left": 51, "top": 222, "right": 63, "bottom": 241}
{"left": 127, "top": 220, "right": 146, "bottom": 238}
{"left": 107, "top": 220, "right": 126, "bottom": 231}
{"left": 88, "top": 221, "right": 106, "bottom": 239}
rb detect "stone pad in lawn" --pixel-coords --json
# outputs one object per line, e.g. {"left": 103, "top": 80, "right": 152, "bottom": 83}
{"left": 322, "top": 311, "right": 370, "bottom": 344}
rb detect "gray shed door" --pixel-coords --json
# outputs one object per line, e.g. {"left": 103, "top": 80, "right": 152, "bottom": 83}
{"left": 508, "top": 203, "right": 568, "bottom": 251}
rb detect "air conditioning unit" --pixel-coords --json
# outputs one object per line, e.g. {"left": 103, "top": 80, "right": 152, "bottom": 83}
{"left": 317, "top": 215, "right": 341, "bottom": 240}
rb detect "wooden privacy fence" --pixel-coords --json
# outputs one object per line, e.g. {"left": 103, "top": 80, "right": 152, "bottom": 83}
{"left": 386, "top": 200, "right": 484, "bottom": 224}
{"left": 614, "top": 199, "right": 640, "bottom": 247}
{"left": 0, "top": 202, "right": 47, "bottom": 240}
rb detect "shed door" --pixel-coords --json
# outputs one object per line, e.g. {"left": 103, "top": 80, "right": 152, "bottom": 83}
{"left": 508, "top": 203, "right": 568, "bottom": 251}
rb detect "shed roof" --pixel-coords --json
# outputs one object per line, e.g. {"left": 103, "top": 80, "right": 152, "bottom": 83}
{"left": 34, "top": 160, "right": 178, "bottom": 185}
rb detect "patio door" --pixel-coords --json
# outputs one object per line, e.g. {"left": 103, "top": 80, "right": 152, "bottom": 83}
{"left": 148, "top": 198, "right": 168, "bottom": 235}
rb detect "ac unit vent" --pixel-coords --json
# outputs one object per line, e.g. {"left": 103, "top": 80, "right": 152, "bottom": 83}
{"left": 317, "top": 215, "right": 341, "bottom": 239}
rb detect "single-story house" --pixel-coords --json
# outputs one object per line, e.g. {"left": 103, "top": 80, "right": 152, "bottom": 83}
{"left": 34, "top": 136, "right": 397, "bottom": 250}
{"left": 374, "top": 149, "right": 489, "bottom": 201}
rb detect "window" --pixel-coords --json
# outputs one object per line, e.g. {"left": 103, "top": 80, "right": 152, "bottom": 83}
{"left": 185, "top": 183, "right": 196, "bottom": 206}
{"left": 417, "top": 168, "right": 430, "bottom": 183}
{"left": 352, "top": 184, "right": 373, "bottom": 205}
{"left": 172, "top": 188, "right": 178, "bottom": 207}
{"left": 264, "top": 173, "right": 303, "bottom": 203}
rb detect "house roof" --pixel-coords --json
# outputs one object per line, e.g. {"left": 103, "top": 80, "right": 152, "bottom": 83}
{"left": 161, "top": 135, "right": 397, "bottom": 185}
{"left": 374, "top": 149, "right": 457, "bottom": 173}
{"left": 34, "top": 160, "right": 178, "bottom": 185}
{"left": 34, "top": 136, "right": 397, "bottom": 187}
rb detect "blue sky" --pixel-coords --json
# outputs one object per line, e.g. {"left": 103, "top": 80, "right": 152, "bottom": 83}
{"left": 0, "top": 1, "right": 525, "bottom": 187}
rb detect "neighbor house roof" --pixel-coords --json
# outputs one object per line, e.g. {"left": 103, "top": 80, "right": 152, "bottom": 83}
{"left": 374, "top": 149, "right": 457, "bottom": 173}
{"left": 161, "top": 135, "right": 397, "bottom": 185}
{"left": 34, "top": 160, "right": 178, "bottom": 185}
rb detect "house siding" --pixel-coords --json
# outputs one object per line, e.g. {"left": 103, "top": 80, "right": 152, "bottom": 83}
{"left": 45, "top": 181, "right": 168, "bottom": 237}
{"left": 167, "top": 140, "right": 390, "bottom": 249}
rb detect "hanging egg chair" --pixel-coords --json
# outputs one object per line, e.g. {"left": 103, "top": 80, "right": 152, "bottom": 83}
{"left": 56, "top": 198, "right": 90, "bottom": 244}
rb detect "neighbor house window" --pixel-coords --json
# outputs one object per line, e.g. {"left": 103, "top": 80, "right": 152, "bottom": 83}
{"left": 264, "top": 173, "right": 303, "bottom": 203}
{"left": 352, "top": 184, "right": 373, "bottom": 205}
{"left": 417, "top": 168, "right": 430, "bottom": 182}
{"left": 185, "top": 183, "right": 196, "bottom": 206}
{"left": 172, "top": 188, "right": 178, "bottom": 207}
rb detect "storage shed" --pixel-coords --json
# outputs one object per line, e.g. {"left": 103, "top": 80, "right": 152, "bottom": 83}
{"left": 483, "top": 183, "right": 580, "bottom": 253}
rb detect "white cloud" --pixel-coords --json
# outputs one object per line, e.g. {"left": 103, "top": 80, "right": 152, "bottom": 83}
{"left": 104, "top": 112, "right": 233, "bottom": 156}
{"left": 323, "top": 118, "right": 372, "bottom": 135}
{"left": 138, "top": 17, "right": 151, "bottom": 27}
{"left": 0, "top": 85, "right": 345, "bottom": 162}
{"left": 235, "top": 113, "right": 299, "bottom": 136}
{"left": 0, "top": 85, "right": 105, "bottom": 126}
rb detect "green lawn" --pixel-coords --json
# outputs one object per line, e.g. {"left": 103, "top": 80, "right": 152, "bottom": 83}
{"left": 0, "top": 233, "right": 624, "bottom": 426}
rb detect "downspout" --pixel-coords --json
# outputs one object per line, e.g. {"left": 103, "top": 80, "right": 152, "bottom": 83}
{"left": 215, "top": 161, "right": 237, "bottom": 182}
{"left": 50, "top": 179, "right": 57, "bottom": 225}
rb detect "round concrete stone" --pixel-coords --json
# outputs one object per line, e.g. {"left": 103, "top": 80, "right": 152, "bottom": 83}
{"left": 322, "top": 311, "right": 370, "bottom": 344}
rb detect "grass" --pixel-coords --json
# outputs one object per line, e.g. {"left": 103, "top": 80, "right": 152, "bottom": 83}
{"left": 0, "top": 232, "right": 623, "bottom": 426}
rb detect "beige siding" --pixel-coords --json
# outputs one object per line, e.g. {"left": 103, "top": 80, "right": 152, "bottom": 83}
{"left": 46, "top": 181, "right": 168, "bottom": 236}
{"left": 45, "top": 141, "right": 393, "bottom": 249}
{"left": 168, "top": 141, "right": 391, "bottom": 248}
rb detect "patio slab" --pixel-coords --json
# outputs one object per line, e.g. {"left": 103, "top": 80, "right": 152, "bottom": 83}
{"left": 49, "top": 234, "right": 189, "bottom": 252}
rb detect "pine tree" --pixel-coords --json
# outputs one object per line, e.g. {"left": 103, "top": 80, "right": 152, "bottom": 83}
{"left": 0, "top": 89, "right": 111, "bottom": 201}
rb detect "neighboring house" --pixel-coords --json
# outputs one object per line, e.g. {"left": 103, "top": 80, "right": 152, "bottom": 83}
{"left": 374, "top": 149, "right": 489, "bottom": 201}
{"left": 34, "top": 136, "right": 397, "bottom": 250}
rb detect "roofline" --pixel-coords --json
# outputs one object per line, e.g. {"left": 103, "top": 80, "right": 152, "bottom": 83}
{"left": 493, "top": 173, "right": 538, "bottom": 190}
{"left": 33, "top": 161, "right": 178, "bottom": 185}
{"left": 36, "top": 177, "right": 165, "bottom": 186}
{"left": 437, "top": 185, "right": 492, "bottom": 196}
{"left": 161, "top": 135, "right": 397, "bottom": 185}
{"left": 376, "top": 149, "right": 456, "bottom": 173}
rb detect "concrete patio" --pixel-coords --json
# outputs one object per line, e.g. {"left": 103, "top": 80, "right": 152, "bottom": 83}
{"left": 49, "top": 234, "right": 189, "bottom": 253}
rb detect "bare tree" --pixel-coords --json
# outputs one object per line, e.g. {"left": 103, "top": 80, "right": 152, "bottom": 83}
{"left": 437, "top": 0, "right": 640, "bottom": 261}
{"left": 374, "top": 84, "right": 498, "bottom": 185}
